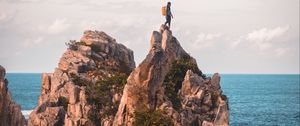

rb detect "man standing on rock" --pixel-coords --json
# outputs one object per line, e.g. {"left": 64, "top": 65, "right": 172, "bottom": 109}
{"left": 164, "top": 2, "right": 173, "bottom": 29}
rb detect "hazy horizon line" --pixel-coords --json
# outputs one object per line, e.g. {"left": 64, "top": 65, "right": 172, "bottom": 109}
{"left": 5, "top": 72, "right": 300, "bottom": 75}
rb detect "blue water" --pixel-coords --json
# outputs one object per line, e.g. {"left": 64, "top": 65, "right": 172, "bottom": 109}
{"left": 6, "top": 73, "right": 41, "bottom": 118}
{"left": 221, "top": 74, "right": 300, "bottom": 126}
{"left": 6, "top": 73, "right": 300, "bottom": 125}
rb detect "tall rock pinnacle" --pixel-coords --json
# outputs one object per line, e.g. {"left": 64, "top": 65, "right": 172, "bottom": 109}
{"left": 113, "top": 25, "right": 229, "bottom": 126}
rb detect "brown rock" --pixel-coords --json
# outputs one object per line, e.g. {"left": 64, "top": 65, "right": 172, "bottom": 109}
{"left": 114, "top": 25, "right": 228, "bottom": 126}
{"left": 28, "top": 30, "right": 136, "bottom": 126}
{"left": 181, "top": 70, "right": 204, "bottom": 97}
{"left": 27, "top": 25, "right": 228, "bottom": 126}
{"left": 0, "top": 65, "right": 27, "bottom": 126}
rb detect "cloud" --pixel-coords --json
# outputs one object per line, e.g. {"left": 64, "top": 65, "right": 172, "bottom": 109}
{"left": 231, "top": 37, "right": 242, "bottom": 48}
{"left": 0, "top": 12, "right": 7, "bottom": 21}
{"left": 192, "top": 33, "right": 222, "bottom": 49}
{"left": 275, "top": 48, "right": 287, "bottom": 56}
{"left": 47, "top": 18, "right": 71, "bottom": 34}
{"left": 246, "top": 25, "right": 290, "bottom": 50}
{"left": 0, "top": 9, "right": 17, "bottom": 23}
{"left": 247, "top": 25, "right": 290, "bottom": 42}
{"left": 4, "top": 0, "right": 42, "bottom": 3}
{"left": 23, "top": 37, "right": 44, "bottom": 47}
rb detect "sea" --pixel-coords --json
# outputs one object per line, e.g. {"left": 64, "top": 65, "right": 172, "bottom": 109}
{"left": 6, "top": 73, "right": 300, "bottom": 126}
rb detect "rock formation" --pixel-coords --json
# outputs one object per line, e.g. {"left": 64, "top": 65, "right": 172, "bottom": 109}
{"left": 26, "top": 25, "right": 228, "bottom": 126}
{"left": 0, "top": 65, "right": 27, "bottom": 126}
{"left": 28, "top": 30, "right": 135, "bottom": 126}
{"left": 113, "top": 25, "right": 229, "bottom": 126}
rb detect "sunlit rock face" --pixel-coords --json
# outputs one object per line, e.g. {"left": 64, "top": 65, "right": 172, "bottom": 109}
{"left": 28, "top": 30, "right": 135, "bottom": 126}
{"left": 113, "top": 25, "right": 229, "bottom": 126}
{"left": 27, "top": 24, "right": 228, "bottom": 126}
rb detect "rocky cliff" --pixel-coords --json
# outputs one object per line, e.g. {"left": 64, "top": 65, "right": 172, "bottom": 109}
{"left": 0, "top": 65, "right": 27, "bottom": 126}
{"left": 27, "top": 25, "right": 228, "bottom": 126}
{"left": 28, "top": 30, "right": 135, "bottom": 126}
{"left": 113, "top": 25, "right": 229, "bottom": 126}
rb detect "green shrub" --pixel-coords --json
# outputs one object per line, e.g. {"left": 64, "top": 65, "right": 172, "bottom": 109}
{"left": 86, "top": 73, "right": 128, "bottom": 121}
{"left": 65, "top": 40, "right": 86, "bottom": 50}
{"left": 163, "top": 56, "right": 205, "bottom": 110}
{"left": 58, "top": 96, "right": 69, "bottom": 110}
{"left": 133, "top": 109, "right": 173, "bottom": 126}
{"left": 69, "top": 72, "right": 128, "bottom": 124}
{"left": 71, "top": 74, "right": 90, "bottom": 87}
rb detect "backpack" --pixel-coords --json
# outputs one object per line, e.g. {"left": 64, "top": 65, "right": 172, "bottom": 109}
{"left": 162, "top": 6, "right": 166, "bottom": 16}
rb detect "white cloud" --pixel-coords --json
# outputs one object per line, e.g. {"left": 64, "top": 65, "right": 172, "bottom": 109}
{"left": 275, "top": 48, "right": 287, "bottom": 56}
{"left": 0, "top": 12, "right": 7, "bottom": 21}
{"left": 247, "top": 26, "right": 290, "bottom": 42}
{"left": 23, "top": 37, "right": 44, "bottom": 47}
{"left": 230, "top": 37, "right": 242, "bottom": 48}
{"left": 47, "top": 18, "right": 70, "bottom": 34}
{"left": 0, "top": 9, "right": 17, "bottom": 23}
{"left": 192, "top": 33, "right": 221, "bottom": 49}
{"left": 246, "top": 25, "right": 290, "bottom": 50}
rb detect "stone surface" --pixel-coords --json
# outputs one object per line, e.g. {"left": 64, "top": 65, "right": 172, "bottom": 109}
{"left": 180, "top": 71, "right": 229, "bottom": 126}
{"left": 0, "top": 65, "right": 27, "bottom": 126}
{"left": 28, "top": 30, "right": 136, "bottom": 126}
{"left": 113, "top": 25, "right": 229, "bottom": 126}
{"left": 27, "top": 25, "right": 228, "bottom": 126}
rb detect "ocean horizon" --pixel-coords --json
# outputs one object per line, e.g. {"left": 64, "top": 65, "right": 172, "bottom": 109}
{"left": 6, "top": 73, "right": 300, "bottom": 125}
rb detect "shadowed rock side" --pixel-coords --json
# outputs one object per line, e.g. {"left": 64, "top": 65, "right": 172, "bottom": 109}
{"left": 0, "top": 65, "right": 27, "bottom": 126}
{"left": 28, "top": 30, "right": 135, "bottom": 126}
{"left": 113, "top": 25, "right": 229, "bottom": 126}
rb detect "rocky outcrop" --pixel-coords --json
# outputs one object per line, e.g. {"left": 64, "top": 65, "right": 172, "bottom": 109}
{"left": 0, "top": 65, "right": 27, "bottom": 126}
{"left": 28, "top": 24, "right": 228, "bottom": 126}
{"left": 28, "top": 30, "right": 135, "bottom": 126}
{"left": 180, "top": 71, "right": 229, "bottom": 126}
{"left": 113, "top": 25, "right": 228, "bottom": 126}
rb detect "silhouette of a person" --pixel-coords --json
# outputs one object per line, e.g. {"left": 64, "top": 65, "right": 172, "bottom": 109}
{"left": 164, "top": 2, "right": 173, "bottom": 29}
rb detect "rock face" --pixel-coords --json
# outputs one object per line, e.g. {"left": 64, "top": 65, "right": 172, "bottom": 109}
{"left": 28, "top": 25, "right": 228, "bottom": 126}
{"left": 113, "top": 25, "right": 229, "bottom": 126}
{"left": 28, "top": 30, "right": 135, "bottom": 126}
{"left": 0, "top": 65, "right": 27, "bottom": 126}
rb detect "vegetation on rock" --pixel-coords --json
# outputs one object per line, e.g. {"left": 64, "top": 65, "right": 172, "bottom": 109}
{"left": 65, "top": 40, "right": 86, "bottom": 50}
{"left": 133, "top": 109, "right": 173, "bottom": 126}
{"left": 58, "top": 96, "right": 69, "bottom": 110}
{"left": 163, "top": 56, "right": 205, "bottom": 110}
{"left": 71, "top": 72, "right": 128, "bottom": 124}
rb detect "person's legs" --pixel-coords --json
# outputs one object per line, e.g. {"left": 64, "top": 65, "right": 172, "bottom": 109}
{"left": 165, "top": 16, "right": 169, "bottom": 26}
{"left": 165, "top": 18, "right": 168, "bottom": 26}
{"left": 166, "top": 15, "right": 171, "bottom": 27}
{"left": 169, "top": 17, "right": 171, "bottom": 29}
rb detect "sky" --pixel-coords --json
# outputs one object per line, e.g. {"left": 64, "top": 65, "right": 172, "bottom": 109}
{"left": 0, "top": 0, "right": 299, "bottom": 74}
